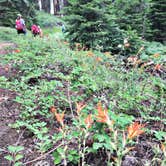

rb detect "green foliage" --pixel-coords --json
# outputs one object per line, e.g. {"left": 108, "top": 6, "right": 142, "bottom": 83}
{"left": 114, "top": 0, "right": 151, "bottom": 39}
{"left": 4, "top": 145, "right": 24, "bottom": 166}
{"left": 0, "top": 26, "right": 165, "bottom": 165}
{"left": 64, "top": 0, "right": 124, "bottom": 52}
{"left": 0, "top": 0, "right": 37, "bottom": 28}
{"left": 150, "top": 0, "right": 166, "bottom": 43}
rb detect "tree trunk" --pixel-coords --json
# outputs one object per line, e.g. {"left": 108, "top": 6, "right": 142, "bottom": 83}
{"left": 54, "top": 0, "right": 60, "bottom": 15}
{"left": 41, "top": 0, "right": 50, "bottom": 13}
{"left": 40, "top": 0, "right": 68, "bottom": 15}
{"left": 38, "top": 0, "right": 42, "bottom": 11}
{"left": 50, "top": 0, "right": 54, "bottom": 14}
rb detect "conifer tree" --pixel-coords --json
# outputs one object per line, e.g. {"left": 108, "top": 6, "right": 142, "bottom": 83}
{"left": 150, "top": 0, "right": 166, "bottom": 42}
{"left": 64, "top": 0, "right": 124, "bottom": 52}
{"left": 113, "top": 0, "right": 151, "bottom": 39}
{"left": 0, "top": 0, "right": 38, "bottom": 28}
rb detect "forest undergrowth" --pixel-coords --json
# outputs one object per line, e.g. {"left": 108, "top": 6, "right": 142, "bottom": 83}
{"left": 0, "top": 26, "right": 165, "bottom": 166}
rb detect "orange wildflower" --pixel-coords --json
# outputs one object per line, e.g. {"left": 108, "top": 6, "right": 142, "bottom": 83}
{"left": 104, "top": 52, "right": 110, "bottom": 56}
{"left": 127, "top": 122, "right": 145, "bottom": 140}
{"left": 50, "top": 106, "right": 56, "bottom": 113}
{"left": 87, "top": 51, "right": 94, "bottom": 57}
{"left": 96, "top": 102, "right": 113, "bottom": 127}
{"left": 75, "top": 43, "right": 81, "bottom": 47}
{"left": 85, "top": 114, "right": 93, "bottom": 128}
{"left": 127, "top": 56, "right": 138, "bottom": 63}
{"left": 96, "top": 57, "right": 102, "bottom": 62}
{"left": 14, "top": 49, "right": 21, "bottom": 53}
{"left": 154, "top": 64, "right": 162, "bottom": 71}
{"left": 54, "top": 111, "right": 65, "bottom": 126}
{"left": 63, "top": 41, "right": 69, "bottom": 45}
{"left": 76, "top": 102, "right": 86, "bottom": 115}
{"left": 153, "top": 53, "right": 160, "bottom": 58}
{"left": 124, "top": 43, "right": 130, "bottom": 48}
{"left": 161, "top": 143, "right": 165, "bottom": 152}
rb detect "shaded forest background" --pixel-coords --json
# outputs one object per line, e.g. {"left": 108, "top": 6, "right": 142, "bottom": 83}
{"left": 0, "top": 0, "right": 165, "bottom": 44}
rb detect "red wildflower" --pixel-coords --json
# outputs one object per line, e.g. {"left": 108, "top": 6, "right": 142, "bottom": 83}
{"left": 153, "top": 53, "right": 160, "bottom": 58}
{"left": 96, "top": 57, "right": 102, "bottom": 62}
{"left": 14, "top": 49, "right": 21, "bottom": 53}
{"left": 127, "top": 122, "right": 145, "bottom": 140}
{"left": 85, "top": 114, "right": 93, "bottom": 128}
{"left": 96, "top": 102, "right": 113, "bottom": 127}
{"left": 154, "top": 64, "right": 162, "bottom": 71}
{"left": 50, "top": 106, "right": 56, "bottom": 113}
{"left": 76, "top": 102, "right": 86, "bottom": 115}
{"left": 87, "top": 51, "right": 94, "bottom": 57}
{"left": 64, "top": 41, "right": 69, "bottom": 45}
{"left": 124, "top": 43, "right": 130, "bottom": 48}
{"left": 104, "top": 52, "right": 110, "bottom": 56}
{"left": 54, "top": 111, "right": 65, "bottom": 126}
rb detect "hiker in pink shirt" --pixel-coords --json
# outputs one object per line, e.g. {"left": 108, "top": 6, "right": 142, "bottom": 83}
{"left": 15, "top": 14, "right": 26, "bottom": 35}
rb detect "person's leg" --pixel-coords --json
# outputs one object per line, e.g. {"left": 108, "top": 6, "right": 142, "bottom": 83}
{"left": 17, "top": 30, "right": 21, "bottom": 34}
{"left": 23, "top": 29, "right": 27, "bottom": 35}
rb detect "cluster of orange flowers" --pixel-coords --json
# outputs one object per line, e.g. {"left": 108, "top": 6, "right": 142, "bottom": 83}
{"left": 154, "top": 64, "right": 162, "bottom": 71}
{"left": 127, "top": 122, "right": 145, "bottom": 140}
{"left": 87, "top": 51, "right": 94, "bottom": 57}
{"left": 153, "top": 53, "right": 160, "bottom": 58}
{"left": 76, "top": 102, "right": 86, "bottom": 115}
{"left": 104, "top": 52, "right": 111, "bottom": 56}
{"left": 95, "top": 57, "right": 102, "bottom": 62}
{"left": 50, "top": 106, "right": 65, "bottom": 127}
{"left": 63, "top": 41, "right": 69, "bottom": 45}
{"left": 50, "top": 103, "right": 145, "bottom": 140}
{"left": 14, "top": 49, "right": 21, "bottom": 53}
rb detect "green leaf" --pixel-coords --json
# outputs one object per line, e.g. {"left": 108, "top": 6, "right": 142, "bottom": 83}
{"left": 154, "top": 131, "right": 166, "bottom": 141}
{"left": 15, "top": 154, "right": 24, "bottom": 161}
{"left": 4, "top": 155, "right": 13, "bottom": 161}
{"left": 53, "top": 151, "right": 62, "bottom": 165}
{"left": 8, "top": 146, "right": 24, "bottom": 153}
{"left": 14, "top": 162, "right": 22, "bottom": 166}
{"left": 92, "top": 142, "right": 103, "bottom": 150}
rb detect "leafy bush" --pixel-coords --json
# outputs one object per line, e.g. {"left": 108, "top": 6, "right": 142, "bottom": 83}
{"left": 0, "top": 26, "right": 165, "bottom": 165}
{"left": 64, "top": 0, "right": 124, "bottom": 52}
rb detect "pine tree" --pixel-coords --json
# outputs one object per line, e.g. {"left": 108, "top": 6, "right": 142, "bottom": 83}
{"left": 0, "top": 0, "right": 38, "bottom": 28}
{"left": 64, "top": 0, "right": 124, "bottom": 52}
{"left": 150, "top": 0, "right": 166, "bottom": 43}
{"left": 113, "top": 0, "right": 151, "bottom": 39}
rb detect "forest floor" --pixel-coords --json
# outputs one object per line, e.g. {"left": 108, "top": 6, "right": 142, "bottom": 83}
{"left": 0, "top": 41, "right": 53, "bottom": 166}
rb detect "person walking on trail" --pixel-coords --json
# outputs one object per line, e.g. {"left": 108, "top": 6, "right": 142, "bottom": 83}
{"left": 15, "top": 14, "right": 26, "bottom": 35}
{"left": 62, "top": 24, "right": 66, "bottom": 33}
{"left": 31, "top": 24, "right": 43, "bottom": 37}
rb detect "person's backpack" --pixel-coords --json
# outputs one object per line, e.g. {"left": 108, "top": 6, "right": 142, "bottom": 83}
{"left": 31, "top": 25, "right": 40, "bottom": 34}
{"left": 16, "top": 19, "right": 23, "bottom": 30}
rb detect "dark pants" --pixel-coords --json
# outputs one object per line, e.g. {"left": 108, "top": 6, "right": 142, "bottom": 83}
{"left": 32, "top": 32, "right": 40, "bottom": 37}
{"left": 17, "top": 29, "right": 26, "bottom": 35}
